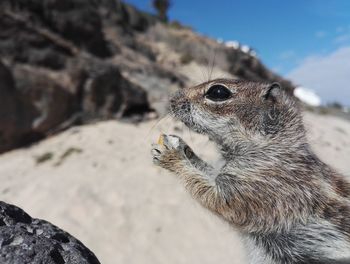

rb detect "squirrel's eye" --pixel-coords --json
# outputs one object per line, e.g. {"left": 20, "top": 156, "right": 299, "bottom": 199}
{"left": 205, "top": 85, "right": 232, "bottom": 101}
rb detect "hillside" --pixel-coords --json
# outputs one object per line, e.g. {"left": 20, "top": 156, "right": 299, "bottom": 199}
{"left": 0, "top": 0, "right": 294, "bottom": 154}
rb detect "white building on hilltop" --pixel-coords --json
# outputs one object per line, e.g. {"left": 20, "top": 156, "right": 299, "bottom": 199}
{"left": 294, "top": 86, "right": 321, "bottom": 107}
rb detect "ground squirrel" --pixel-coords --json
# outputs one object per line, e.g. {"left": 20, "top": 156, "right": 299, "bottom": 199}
{"left": 151, "top": 79, "right": 350, "bottom": 264}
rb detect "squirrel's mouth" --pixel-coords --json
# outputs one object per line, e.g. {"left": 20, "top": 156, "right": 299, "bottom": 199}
{"left": 169, "top": 100, "right": 196, "bottom": 132}
{"left": 169, "top": 91, "right": 206, "bottom": 134}
{"left": 170, "top": 103, "right": 206, "bottom": 134}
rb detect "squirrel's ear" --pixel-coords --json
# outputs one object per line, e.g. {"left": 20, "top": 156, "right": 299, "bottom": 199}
{"left": 262, "top": 82, "right": 282, "bottom": 102}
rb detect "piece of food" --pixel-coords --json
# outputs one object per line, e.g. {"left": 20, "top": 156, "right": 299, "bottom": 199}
{"left": 157, "top": 134, "right": 164, "bottom": 145}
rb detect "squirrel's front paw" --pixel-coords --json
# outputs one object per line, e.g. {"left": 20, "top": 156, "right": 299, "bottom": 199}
{"left": 151, "top": 134, "right": 193, "bottom": 172}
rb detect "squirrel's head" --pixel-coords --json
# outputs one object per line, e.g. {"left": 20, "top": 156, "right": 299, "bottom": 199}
{"left": 170, "top": 79, "right": 305, "bottom": 149}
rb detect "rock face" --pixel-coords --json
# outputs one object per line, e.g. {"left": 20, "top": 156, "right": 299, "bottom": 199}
{"left": 0, "top": 0, "right": 154, "bottom": 153}
{"left": 0, "top": 201, "right": 100, "bottom": 264}
{"left": 0, "top": 62, "right": 40, "bottom": 152}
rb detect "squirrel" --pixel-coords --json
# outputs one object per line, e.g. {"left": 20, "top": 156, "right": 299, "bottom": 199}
{"left": 151, "top": 79, "right": 350, "bottom": 264}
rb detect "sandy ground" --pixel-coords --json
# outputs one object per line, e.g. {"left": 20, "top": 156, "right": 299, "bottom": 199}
{"left": 0, "top": 111, "right": 349, "bottom": 264}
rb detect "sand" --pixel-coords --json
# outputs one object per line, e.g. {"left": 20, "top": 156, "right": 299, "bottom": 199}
{"left": 0, "top": 111, "right": 349, "bottom": 264}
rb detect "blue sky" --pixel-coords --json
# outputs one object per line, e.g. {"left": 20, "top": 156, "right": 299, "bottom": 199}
{"left": 125, "top": 0, "right": 350, "bottom": 106}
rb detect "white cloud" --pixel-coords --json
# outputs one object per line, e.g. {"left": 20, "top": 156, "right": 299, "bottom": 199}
{"left": 334, "top": 34, "right": 350, "bottom": 44}
{"left": 272, "top": 65, "right": 283, "bottom": 73}
{"left": 336, "top": 26, "right": 344, "bottom": 33}
{"left": 287, "top": 47, "right": 350, "bottom": 106}
{"left": 279, "top": 50, "right": 296, "bottom": 60}
{"left": 334, "top": 25, "right": 350, "bottom": 44}
{"left": 315, "top": 31, "right": 327, "bottom": 38}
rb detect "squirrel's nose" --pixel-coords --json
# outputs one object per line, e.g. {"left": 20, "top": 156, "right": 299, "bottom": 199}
{"left": 170, "top": 90, "right": 184, "bottom": 105}
{"left": 180, "top": 101, "right": 191, "bottom": 112}
{"left": 170, "top": 90, "right": 191, "bottom": 114}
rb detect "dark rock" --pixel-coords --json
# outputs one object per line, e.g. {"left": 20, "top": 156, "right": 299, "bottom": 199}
{"left": 0, "top": 0, "right": 154, "bottom": 153}
{"left": 12, "top": 64, "right": 77, "bottom": 132}
{"left": 0, "top": 56, "right": 152, "bottom": 153}
{"left": 2, "top": 0, "right": 111, "bottom": 58}
{"left": 78, "top": 58, "right": 152, "bottom": 119}
{"left": 0, "top": 201, "right": 100, "bottom": 264}
{"left": 0, "top": 12, "right": 69, "bottom": 70}
{"left": 0, "top": 61, "right": 40, "bottom": 153}
{"left": 0, "top": 59, "right": 79, "bottom": 152}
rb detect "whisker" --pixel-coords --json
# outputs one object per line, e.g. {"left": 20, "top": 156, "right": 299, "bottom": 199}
{"left": 151, "top": 99, "right": 171, "bottom": 103}
{"left": 198, "top": 64, "right": 208, "bottom": 84}
{"left": 209, "top": 48, "right": 218, "bottom": 82}
{"left": 151, "top": 95, "right": 171, "bottom": 103}
{"left": 145, "top": 114, "right": 171, "bottom": 141}
{"left": 204, "top": 51, "right": 212, "bottom": 83}
{"left": 216, "top": 72, "right": 231, "bottom": 80}
{"left": 188, "top": 125, "right": 194, "bottom": 145}
{"left": 181, "top": 123, "right": 185, "bottom": 135}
